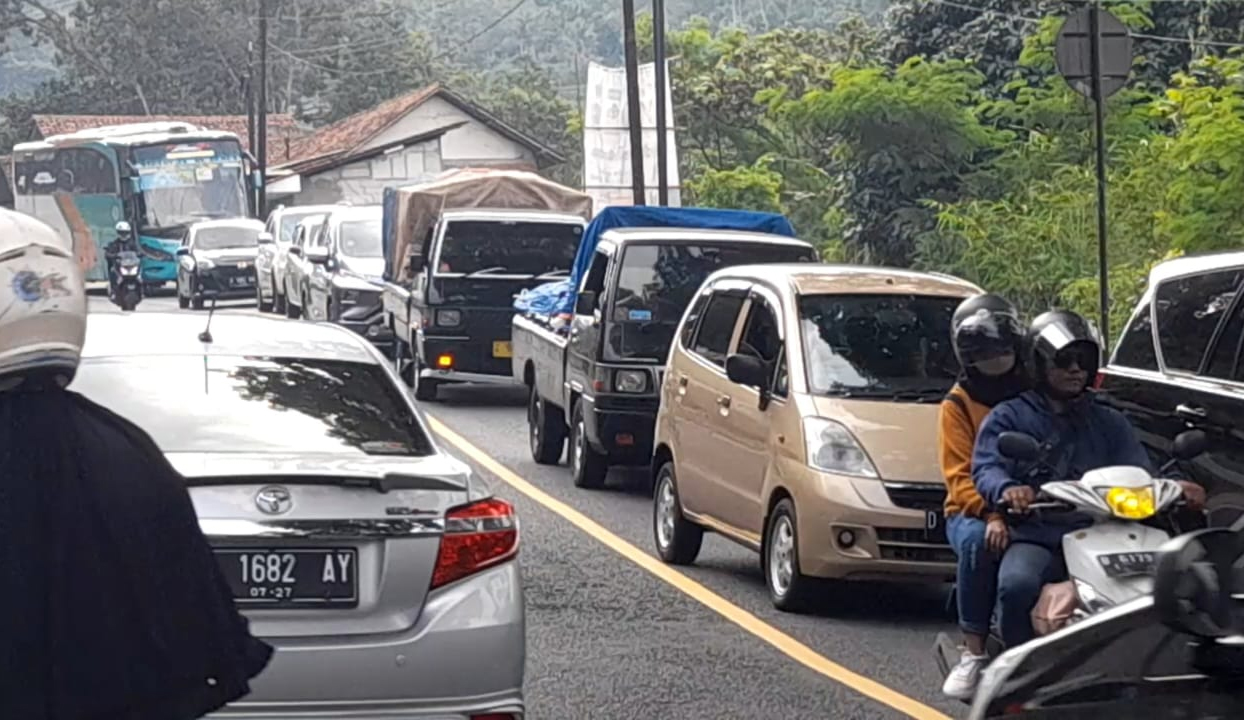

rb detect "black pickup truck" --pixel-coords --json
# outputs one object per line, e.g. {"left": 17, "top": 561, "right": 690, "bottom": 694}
{"left": 512, "top": 227, "right": 817, "bottom": 489}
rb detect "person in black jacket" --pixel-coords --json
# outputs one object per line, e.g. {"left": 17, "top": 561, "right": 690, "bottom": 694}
{"left": 0, "top": 208, "right": 273, "bottom": 719}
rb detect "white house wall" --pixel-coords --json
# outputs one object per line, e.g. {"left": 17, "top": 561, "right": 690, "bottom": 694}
{"left": 366, "top": 95, "right": 537, "bottom": 169}
{"left": 287, "top": 139, "right": 442, "bottom": 205}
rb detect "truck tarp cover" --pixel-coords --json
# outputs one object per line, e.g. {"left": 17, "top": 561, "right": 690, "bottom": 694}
{"left": 384, "top": 168, "right": 593, "bottom": 282}
{"left": 569, "top": 205, "right": 797, "bottom": 289}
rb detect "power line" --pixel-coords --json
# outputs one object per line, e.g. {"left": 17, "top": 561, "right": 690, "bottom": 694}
{"left": 921, "top": 0, "right": 1244, "bottom": 49}
{"left": 429, "top": 0, "right": 530, "bottom": 63}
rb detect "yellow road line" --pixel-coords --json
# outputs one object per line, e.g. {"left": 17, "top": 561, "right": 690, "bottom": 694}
{"left": 426, "top": 415, "right": 952, "bottom": 720}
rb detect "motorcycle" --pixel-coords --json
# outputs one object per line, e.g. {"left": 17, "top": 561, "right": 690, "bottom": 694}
{"left": 933, "top": 428, "right": 1208, "bottom": 696}
{"left": 966, "top": 525, "right": 1243, "bottom": 718}
{"left": 111, "top": 249, "right": 144, "bottom": 312}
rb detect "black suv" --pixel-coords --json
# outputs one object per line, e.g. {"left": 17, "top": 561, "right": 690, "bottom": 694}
{"left": 1096, "top": 253, "right": 1244, "bottom": 528}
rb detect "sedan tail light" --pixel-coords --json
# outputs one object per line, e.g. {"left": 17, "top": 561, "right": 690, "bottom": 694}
{"left": 430, "top": 498, "right": 519, "bottom": 589}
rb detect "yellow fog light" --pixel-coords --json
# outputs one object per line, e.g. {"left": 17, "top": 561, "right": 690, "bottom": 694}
{"left": 1104, "top": 486, "right": 1155, "bottom": 520}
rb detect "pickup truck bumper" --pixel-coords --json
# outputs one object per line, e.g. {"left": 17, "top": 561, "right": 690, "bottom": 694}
{"left": 583, "top": 395, "right": 657, "bottom": 465}
{"left": 418, "top": 334, "right": 519, "bottom": 386}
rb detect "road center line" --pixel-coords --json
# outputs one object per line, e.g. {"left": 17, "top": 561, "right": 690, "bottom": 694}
{"left": 426, "top": 415, "right": 952, "bottom": 720}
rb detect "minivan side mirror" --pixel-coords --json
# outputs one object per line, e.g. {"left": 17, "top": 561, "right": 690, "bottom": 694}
{"left": 998, "top": 432, "right": 1042, "bottom": 462}
{"left": 288, "top": 245, "right": 303, "bottom": 257}
{"left": 257, "top": 231, "right": 275, "bottom": 245}
{"left": 305, "top": 245, "right": 330, "bottom": 264}
{"left": 726, "top": 353, "right": 768, "bottom": 389}
{"left": 175, "top": 247, "right": 190, "bottom": 257}
{"left": 575, "top": 291, "right": 597, "bottom": 316}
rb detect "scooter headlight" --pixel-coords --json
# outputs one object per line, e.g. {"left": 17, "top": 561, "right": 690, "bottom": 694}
{"left": 1102, "top": 486, "right": 1155, "bottom": 520}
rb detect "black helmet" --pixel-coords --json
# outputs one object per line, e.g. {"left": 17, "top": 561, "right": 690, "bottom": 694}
{"left": 951, "top": 293, "right": 1023, "bottom": 368}
{"left": 1026, "top": 309, "right": 1101, "bottom": 382}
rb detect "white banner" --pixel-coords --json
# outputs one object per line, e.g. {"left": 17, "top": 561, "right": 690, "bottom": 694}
{"left": 583, "top": 60, "right": 681, "bottom": 213}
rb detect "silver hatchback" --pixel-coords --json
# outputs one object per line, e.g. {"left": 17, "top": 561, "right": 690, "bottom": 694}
{"left": 71, "top": 312, "right": 525, "bottom": 719}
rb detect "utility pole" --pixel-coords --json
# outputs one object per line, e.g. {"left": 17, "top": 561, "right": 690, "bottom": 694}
{"left": 257, "top": 0, "right": 269, "bottom": 219}
{"left": 653, "top": 0, "right": 668, "bottom": 206}
{"left": 621, "top": 0, "right": 645, "bottom": 205}
{"left": 1088, "top": 4, "right": 1110, "bottom": 347}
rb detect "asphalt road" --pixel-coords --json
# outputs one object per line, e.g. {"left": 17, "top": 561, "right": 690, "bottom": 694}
{"left": 90, "top": 292, "right": 964, "bottom": 720}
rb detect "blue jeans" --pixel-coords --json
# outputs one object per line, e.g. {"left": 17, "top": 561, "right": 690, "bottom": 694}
{"left": 946, "top": 514, "right": 999, "bottom": 637}
{"left": 996, "top": 541, "right": 1067, "bottom": 648}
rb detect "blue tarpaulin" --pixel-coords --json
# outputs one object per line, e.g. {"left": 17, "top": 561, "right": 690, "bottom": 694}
{"left": 569, "top": 206, "right": 796, "bottom": 291}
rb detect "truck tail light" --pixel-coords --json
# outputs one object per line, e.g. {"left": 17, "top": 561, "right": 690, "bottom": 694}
{"left": 430, "top": 498, "right": 519, "bottom": 590}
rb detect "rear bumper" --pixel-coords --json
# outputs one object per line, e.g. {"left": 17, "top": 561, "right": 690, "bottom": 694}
{"left": 418, "top": 334, "right": 517, "bottom": 383}
{"left": 213, "top": 562, "right": 525, "bottom": 718}
{"left": 583, "top": 396, "right": 656, "bottom": 466}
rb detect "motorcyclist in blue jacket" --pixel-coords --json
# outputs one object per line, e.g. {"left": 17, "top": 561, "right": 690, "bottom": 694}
{"left": 972, "top": 309, "right": 1206, "bottom": 649}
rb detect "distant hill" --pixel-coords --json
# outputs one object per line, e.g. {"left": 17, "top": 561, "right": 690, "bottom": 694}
{"left": 0, "top": 0, "right": 888, "bottom": 98}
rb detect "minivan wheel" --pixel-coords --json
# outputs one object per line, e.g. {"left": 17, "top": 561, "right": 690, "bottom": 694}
{"left": 764, "top": 498, "right": 815, "bottom": 613}
{"left": 570, "top": 401, "right": 608, "bottom": 489}
{"left": 528, "top": 386, "right": 566, "bottom": 465}
{"left": 653, "top": 462, "right": 703, "bottom": 565}
{"left": 257, "top": 274, "right": 274, "bottom": 312}
{"left": 177, "top": 278, "right": 189, "bottom": 309}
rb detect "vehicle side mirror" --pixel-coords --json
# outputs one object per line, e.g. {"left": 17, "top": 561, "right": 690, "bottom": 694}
{"left": 726, "top": 353, "right": 768, "bottom": 389}
{"left": 175, "top": 247, "right": 190, "bottom": 257}
{"left": 289, "top": 245, "right": 303, "bottom": 257}
{"left": 306, "top": 246, "right": 329, "bottom": 264}
{"left": 998, "top": 432, "right": 1041, "bottom": 462}
{"left": 258, "top": 232, "right": 275, "bottom": 245}
{"left": 1172, "top": 430, "right": 1208, "bottom": 461}
{"left": 1153, "top": 528, "right": 1242, "bottom": 639}
{"left": 575, "top": 291, "right": 597, "bottom": 316}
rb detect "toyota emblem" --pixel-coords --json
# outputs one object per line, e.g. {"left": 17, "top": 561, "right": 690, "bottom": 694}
{"left": 255, "top": 486, "right": 292, "bottom": 515}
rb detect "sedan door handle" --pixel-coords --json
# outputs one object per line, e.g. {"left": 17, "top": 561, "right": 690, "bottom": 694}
{"left": 1176, "top": 403, "right": 1208, "bottom": 419}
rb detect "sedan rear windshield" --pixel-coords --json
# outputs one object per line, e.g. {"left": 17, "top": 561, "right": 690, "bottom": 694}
{"left": 798, "top": 294, "right": 964, "bottom": 399}
{"left": 71, "top": 356, "right": 435, "bottom": 456}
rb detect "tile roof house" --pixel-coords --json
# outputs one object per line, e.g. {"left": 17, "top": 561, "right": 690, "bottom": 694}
{"left": 29, "top": 113, "right": 307, "bottom": 167}
{"left": 267, "top": 83, "right": 565, "bottom": 206}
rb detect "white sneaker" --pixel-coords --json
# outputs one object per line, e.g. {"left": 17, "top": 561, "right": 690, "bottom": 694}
{"left": 942, "top": 650, "right": 989, "bottom": 700}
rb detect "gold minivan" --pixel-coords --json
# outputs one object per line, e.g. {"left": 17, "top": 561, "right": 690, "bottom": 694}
{"left": 651, "top": 264, "right": 983, "bottom": 611}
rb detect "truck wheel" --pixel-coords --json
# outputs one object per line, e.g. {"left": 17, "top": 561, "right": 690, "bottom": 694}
{"left": 653, "top": 461, "right": 702, "bottom": 564}
{"left": 570, "top": 400, "right": 608, "bottom": 489}
{"left": 528, "top": 385, "right": 566, "bottom": 465}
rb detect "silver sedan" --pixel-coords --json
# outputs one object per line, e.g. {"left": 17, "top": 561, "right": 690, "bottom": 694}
{"left": 71, "top": 312, "right": 525, "bottom": 719}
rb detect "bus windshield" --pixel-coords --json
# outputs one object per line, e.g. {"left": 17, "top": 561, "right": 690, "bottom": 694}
{"left": 131, "top": 140, "right": 248, "bottom": 232}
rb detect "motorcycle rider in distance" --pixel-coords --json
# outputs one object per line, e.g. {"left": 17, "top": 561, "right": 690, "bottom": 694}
{"left": 939, "top": 294, "right": 1030, "bottom": 700}
{"left": 105, "top": 220, "right": 139, "bottom": 299}
{"left": 972, "top": 309, "right": 1207, "bottom": 651}
{"left": 0, "top": 209, "right": 272, "bottom": 718}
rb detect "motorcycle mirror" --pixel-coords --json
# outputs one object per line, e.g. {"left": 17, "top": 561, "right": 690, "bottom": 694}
{"left": 1153, "top": 528, "right": 1242, "bottom": 639}
{"left": 1172, "top": 430, "right": 1209, "bottom": 461}
{"left": 998, "top": 432, "right": 1041, "bottom": 462}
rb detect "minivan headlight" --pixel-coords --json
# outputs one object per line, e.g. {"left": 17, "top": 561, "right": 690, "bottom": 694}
{"left": 802, "top": 417, "right": 879, "bottom": 478}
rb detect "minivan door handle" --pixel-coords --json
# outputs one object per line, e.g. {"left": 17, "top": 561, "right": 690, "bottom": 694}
{"left": 1175, "top": 403, "right": 1208, "bottom": 420}
{"left": 717, "top": 395, "right": 731, "bottom": 409}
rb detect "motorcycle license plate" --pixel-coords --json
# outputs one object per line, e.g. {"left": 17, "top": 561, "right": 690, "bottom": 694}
{"left": 1098, "top": 551, "right": 1156, "bottom": 578}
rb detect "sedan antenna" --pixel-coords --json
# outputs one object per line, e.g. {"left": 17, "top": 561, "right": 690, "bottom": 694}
{"left": 199, "top": 294, "right": 218, "bottom": 343}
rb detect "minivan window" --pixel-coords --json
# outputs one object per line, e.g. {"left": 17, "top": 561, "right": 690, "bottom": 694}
{"left": 738, "top": 300, "right": 784, "bottom": 395}
{"left": 1113, "top": 302, "right": 1160, "bottom": 371}
{"left": 679, "top": 291, "right": 710, "bottom": 348}
{"left": 691, "top": 293, "right": 746, "bottom": 367}
{"left": 437, "top": 220, "right": 582, "bottom": 276}
{"left": 605, "top": 241, "right": 813, "bottom": 361}
{"left": 799, "top": 294, "right": 963, "bottom": 397}
{"left": 278, "top": 211, "right": 317, "bottom": 243}
{"left": 1154, "top": 269, "right": 1244, "bottom": 373}
{"left": 339, "top": 218, "right": 383, "bottom": 258}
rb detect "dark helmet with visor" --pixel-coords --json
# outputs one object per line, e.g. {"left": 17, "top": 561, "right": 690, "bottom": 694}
{"left": 1026, "top": 309, "right": 1102, "bottom": 380}
{"left": 951, "top": 293, "right": 1023, "bottom": 369}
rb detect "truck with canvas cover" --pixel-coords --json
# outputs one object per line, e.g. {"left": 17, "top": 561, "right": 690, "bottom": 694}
{"left": 379, "top": 168, "right": 593, "bottom": 402}
{"left": 510, "top": 206, "right": 817, "bottom": 490}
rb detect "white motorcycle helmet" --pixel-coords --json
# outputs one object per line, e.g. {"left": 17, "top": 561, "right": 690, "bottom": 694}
{"left": 115, "top": 220, "right": 131, "bottom": 236}
{"left": 0, "top": 209, "right": 87, "bottom": 385}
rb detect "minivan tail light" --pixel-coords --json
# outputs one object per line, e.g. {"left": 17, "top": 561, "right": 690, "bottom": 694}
{"left": 430, "top": 498, "right": 518, "bottom": 589}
